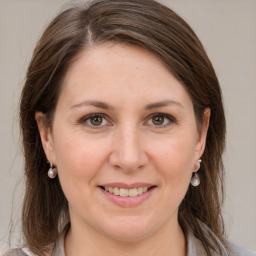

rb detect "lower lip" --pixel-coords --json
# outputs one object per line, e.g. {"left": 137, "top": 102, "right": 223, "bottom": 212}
{"left": 100, "top": 187, "right": 156, "bottom": 207}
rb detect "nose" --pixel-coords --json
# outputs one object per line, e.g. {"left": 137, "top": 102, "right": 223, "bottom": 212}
{"left": 109, "top": 125, "right": 148, "bottom": 172}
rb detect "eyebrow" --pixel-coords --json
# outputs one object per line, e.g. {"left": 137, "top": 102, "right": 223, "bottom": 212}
{"left": 145, "top": 100, "right": 184, "bottom": 110}
{"left": 70, "top": 99, "right": 184, "bottom": 110}
{"left": 70, "top": 100, "right": 113, "bottom": 110}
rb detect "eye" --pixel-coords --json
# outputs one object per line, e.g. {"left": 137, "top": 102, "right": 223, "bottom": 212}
{"left": 152, "top": 115, "right": 166, "bottom": 125}
{"left": 81, "top": 114, "right": 109, "bottom": 127}
{"left": 146, "top": 113, "right": 174, "bottom": 127}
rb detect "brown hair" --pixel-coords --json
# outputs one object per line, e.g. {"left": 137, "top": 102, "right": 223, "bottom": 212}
{"left": 20, "top": 0, "right": 226, "bottom": 255}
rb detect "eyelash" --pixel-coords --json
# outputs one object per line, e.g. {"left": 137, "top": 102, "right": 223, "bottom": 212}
{"left": 80, "top": 113, "right": 110, "bottom": 128}
{"left": 79, "top": 113, "right": 176, "bottom": 128}
{"left": 145, "top": 113, "right": 176, "bottom": 128}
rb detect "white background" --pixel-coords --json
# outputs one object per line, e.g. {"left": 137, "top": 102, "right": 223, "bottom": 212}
{"left": 0, "top": 0, "right": 255, "bottom": 253}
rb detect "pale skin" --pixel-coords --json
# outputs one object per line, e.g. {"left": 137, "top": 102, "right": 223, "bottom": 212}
{"left": 36, "top": 43, "right": 210, "bottom": 256}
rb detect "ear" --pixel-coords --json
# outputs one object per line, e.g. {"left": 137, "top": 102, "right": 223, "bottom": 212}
{"left": 194, "top": 108, "right": 211, "bottom": 160}
{"left": 35, "top": 112, "right": 56, "bottom": 165}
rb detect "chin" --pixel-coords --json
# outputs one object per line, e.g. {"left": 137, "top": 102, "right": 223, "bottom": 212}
{"left": 100, "top": 216, "right": 159, "bottom": 243}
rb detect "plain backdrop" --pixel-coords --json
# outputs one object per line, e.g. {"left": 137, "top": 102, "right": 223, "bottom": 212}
{"left": 0, "top": 0, "right": 255, "bottom": 253}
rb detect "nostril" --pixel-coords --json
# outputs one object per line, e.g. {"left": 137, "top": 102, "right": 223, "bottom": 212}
{"left": 108, "top": 150, "right": 148, "bottom": 172}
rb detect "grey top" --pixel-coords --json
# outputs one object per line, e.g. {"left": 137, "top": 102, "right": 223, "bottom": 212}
{"left": 3, "top": 223, "right": 256, "bottom": 256}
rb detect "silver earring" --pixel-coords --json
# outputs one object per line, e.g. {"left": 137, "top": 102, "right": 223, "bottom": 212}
{"left": 191, "top": 159, "right": 201, "bottom": 187}
{"left": 48, "top": 163, "right": 57, "bottom": 179}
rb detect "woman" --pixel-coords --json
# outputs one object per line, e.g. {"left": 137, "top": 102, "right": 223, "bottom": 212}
{"left": 3, "top": 0, "right": 255, "bottom": 255}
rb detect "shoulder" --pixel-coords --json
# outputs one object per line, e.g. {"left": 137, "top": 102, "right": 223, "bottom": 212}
{"left": 2, "top": 249, "right": 27, "bottom": 256}
{"left": 226, "top": 241, "right": 256, "bottom": 256}
{"left": 186, "top": 220, "right": 256, "bottom": 256}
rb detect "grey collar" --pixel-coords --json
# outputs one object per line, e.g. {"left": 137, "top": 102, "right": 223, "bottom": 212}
{"left": 22, "top": 222, "right": 229, "bottom": 256}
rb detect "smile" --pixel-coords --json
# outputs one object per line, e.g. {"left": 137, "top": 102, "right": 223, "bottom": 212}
{"left": 99, "top": 183, "right": 156, "bottom": 207}
{"left": 103, "top": 187, "right": 149, "bottom": 197}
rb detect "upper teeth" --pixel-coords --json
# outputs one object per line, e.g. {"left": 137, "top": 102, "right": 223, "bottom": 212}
{"left": 104, "top": 187, "right": 149, "bottom": 197}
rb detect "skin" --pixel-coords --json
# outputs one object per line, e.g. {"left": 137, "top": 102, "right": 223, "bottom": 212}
{"left": 36, "top": 42, "right": 210, "bottom": 256}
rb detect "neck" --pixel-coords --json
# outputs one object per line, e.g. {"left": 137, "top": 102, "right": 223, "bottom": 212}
{"left": 64, "top": 219, "right": 186, "bottom": 256}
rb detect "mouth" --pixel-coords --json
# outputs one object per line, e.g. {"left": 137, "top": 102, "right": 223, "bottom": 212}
{"left": 100, "top": 186, "right": 154, "bottom": 197}
{"left": 98, "top": 183, "right": 156, "bottom": 207}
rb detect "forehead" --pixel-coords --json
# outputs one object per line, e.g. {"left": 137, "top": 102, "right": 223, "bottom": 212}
{"left": 64, "top": 42, "right": 166, "bottom": 83}
{"left": 59, "top": 42, "right": 192, "bottom": 109}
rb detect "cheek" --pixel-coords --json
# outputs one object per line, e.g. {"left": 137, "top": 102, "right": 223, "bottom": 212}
{"left": 153, "top": 134, "right": 196, "bottom": 168}
{"left": 151, "top": 135, "right": 196, "bottom": 189}
{"left": 52, "top": 132, "right": 110, "bottom": 210}
{"left": 52, "top": 128, "right": 110, "bottom": 183}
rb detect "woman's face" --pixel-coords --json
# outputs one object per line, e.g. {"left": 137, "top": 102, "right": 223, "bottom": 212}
{"left": 37, "top": 43, "right": 209, "bottom": 242}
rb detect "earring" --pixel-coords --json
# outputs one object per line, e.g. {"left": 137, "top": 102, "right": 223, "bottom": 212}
{"left": 190, "top": 159, "right": 201, "bottom": 187}
{"left": 48, "top": 163, "right": 57, "bottom": 179}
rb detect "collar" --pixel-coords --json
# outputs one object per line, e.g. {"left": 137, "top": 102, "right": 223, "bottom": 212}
{"left": 185, "top": 222, "right": 228, "bottom": 256}
{"left": 23, "top": 222, "right": 228, "bottom": 256}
